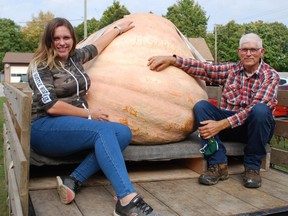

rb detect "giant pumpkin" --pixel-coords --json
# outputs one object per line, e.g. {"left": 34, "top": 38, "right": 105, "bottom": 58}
{"left": 78, "top": 13, "right": 208, "bottom": 144}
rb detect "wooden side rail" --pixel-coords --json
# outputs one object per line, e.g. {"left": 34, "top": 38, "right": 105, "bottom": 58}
{"left": 3, "top": 82, "right": 32, "bottom": 216}
{"left": 271, "top": 90, "right": 288, "bottom": 168}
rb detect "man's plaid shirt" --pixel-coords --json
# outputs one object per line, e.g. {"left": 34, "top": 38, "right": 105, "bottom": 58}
{"left": 174, "top": 56, "right": 279, "bottom": 128}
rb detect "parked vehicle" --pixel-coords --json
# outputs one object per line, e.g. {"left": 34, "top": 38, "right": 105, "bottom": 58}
{"left": 274, "top": 77, "right": 288, "bottom": 116}
{"left": 279, "top": 78, "right": 288, "bottom": 90}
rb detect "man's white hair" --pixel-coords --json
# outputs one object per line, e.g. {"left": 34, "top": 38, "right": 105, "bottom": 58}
{"left": 239, "top": 33, "right": 262, "bottom": 48}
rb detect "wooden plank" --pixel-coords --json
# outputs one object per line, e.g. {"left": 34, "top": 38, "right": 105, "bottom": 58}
{"left": 4, "top": 82, "right": 31, "bottom": 132}
{"left": 183, "top": 155, "right": 269, "bottom": 175}
{"left": 29, "top": 190, "right": 82, "bottom": 216}
{"left": 270, "top": 148, "right": 288, "bottom": 168}
{"left": 106, "top": 184, "right": 180, "bottom": 216}
{"left": 256, "top": 171, "right": 288, "bottom": 214}
{"left": 277, "top": 90, "right": 288, "bottom": 106}
{"left": 4, "top": 125, "right": 23, "bottom": 216}
{"left": 3, "top": 124, "right": 9, "bottom": 184}
{"left": 274, "top": 119, "right": 288, "bottom": 138}
{"left": 261, "top": 152, "right": 271, "bottom": 171}
{"left": 18, "top": 87, "right": 32, "bottom": 162}
{"left": 258, "top": 174, "right": 288, "bottom": 202}
{"left": 74, "top": 186, "right": 115, "bottom": 215}
{"left": 131, "top": 184, "right": 181, "bottom": 216}
{"left": 229, "top": 175, "right": 288, "bottom": 208}
{"left": 29, "top": 177, "right": 59, "bottom": 191}
{"left": 4, "top": 82, "right": 32, "bottom": 160}
{"left": 4, "top": 102, "right": 28, "bottom": 175}
{"left": 29, "top": 162, "right": 199, "bottom": 190}
{"left": 3, "top": 103, "right": 29, "bottom": 216}
{"left": 260, "top": 169, "right": 288, "bottom": 187}
{"left": 138, "top": 178, "right": 258, "bottom": 216}
{"left": 127, "top": 163, "right": 199, "bottom": 183}
{"left": 8, "top": 166, "right": 24, "bottom": 216}
{"left": 180, "top": 157, "right": 207, "bottom": 174}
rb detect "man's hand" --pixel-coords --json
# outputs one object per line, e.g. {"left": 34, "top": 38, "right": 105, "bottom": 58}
{"left": 198, "top": 119, "right": 230, "bottom": 139}
{"left": 147, "top": 56, "right": 176, "bottom": 71}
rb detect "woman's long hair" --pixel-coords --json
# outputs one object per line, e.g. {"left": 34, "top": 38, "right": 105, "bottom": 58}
{"left": 29, "top": 17, "right": 77, "bottom": 71}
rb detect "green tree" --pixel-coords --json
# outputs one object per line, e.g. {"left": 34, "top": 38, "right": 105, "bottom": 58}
{"left": 165, "top": 0, "right": 208, "bottom": 38}
{"left": 98, "top": 1, "right": 130, "bottom": 29}
{"left": 0, "top": 19, "right": 24, "bottom": 71}
{"left": 243, "top": 21, "right": 288, "bottom": 71}
{"left": 75, "top": 18, "right": 100, "bottom": 42}
{"left": 205, "top": 21, "right": 288, "bottom": 71}
{"left": 215, "top": 21, "right": 245, "bottom": 62}
{"left": 21, "top": 11, "right": 55, "bottom": 52}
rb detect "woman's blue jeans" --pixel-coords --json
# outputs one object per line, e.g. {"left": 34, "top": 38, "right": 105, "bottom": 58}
{"left": 31, "top": 116, "right": 136, "bottom": 199}
{"left": 193, "top": 100, "right": 275, "bottom": 170}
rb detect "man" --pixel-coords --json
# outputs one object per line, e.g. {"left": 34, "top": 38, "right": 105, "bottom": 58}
{"left": 147, "top": 33, "right": 279, "bottom": 188}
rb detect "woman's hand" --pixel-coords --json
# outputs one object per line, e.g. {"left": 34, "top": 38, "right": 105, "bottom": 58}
{"left": 90, "top": 108, "right": 109, "bottom": 121}
{"left": 94, "top": 20, "right": 134, "bottom": 54}
{"left": 47, "top": 101, "right": 110, "bottom": 121}
{"left": 147, "top": 56, "right": 176, "bottom": 72}
{"left": 115, "top": 21, "right": 135, "bottom": 34}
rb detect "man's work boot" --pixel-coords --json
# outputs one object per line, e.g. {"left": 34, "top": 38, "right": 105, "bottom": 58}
{"left": 243, "top": 168, "right": 261, "bottom": 188}
{"left": 199, "top": 163, "right": 229, "bottom": 185}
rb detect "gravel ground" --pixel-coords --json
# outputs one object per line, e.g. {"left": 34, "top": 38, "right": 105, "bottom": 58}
{"left": 0, "top": 83, "right": 3, "bottom": 97}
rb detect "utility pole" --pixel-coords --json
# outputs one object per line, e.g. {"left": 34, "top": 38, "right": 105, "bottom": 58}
{"left": 214, "top": 24, "right": 217, "bottom": 63}
{"left": 84, "top": 0, "right": 87, "bottom": 39}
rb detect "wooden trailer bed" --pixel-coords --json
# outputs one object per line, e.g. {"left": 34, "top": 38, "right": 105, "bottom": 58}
{"left": 3, "top": 82, "right": 288, "bottom": 216}
{"left": 28, "top": 163, "right": 288, "bottom": 216}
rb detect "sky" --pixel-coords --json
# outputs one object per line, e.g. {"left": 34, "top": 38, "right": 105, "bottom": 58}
{"left": 0, "top": 0, "right": 288, "bottom": 32}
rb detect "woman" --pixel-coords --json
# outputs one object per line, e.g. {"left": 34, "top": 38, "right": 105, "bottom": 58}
{"left": 28, "top": 17, "right": 162, "bottom": 216}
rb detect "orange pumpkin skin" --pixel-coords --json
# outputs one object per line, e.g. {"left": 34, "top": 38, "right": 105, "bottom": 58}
{"left": 79, "top": 13, "right": 208, "bottom": 144}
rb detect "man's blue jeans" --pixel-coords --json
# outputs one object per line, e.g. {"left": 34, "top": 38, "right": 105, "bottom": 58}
{"left": 31, "top": 116, "right": 136, "bottom": 199}
{"left": 193, "top": 100, "right": 275, "bottom": 170}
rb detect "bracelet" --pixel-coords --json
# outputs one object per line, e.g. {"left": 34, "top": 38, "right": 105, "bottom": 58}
{"left": 114, "top": 25, "right": 122, "bottom": 35}
{"left": 82, "top": 102, "right": 92, "bottom": 120}
{"left": 87, "top": 109, "right": 92, "bottom": 120}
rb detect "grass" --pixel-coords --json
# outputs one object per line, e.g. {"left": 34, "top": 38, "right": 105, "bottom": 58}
{"left": 271, "top": 136, "right": 288, "bottom": 151}
{"left": 0, "top": 97, "right": 9, "bottom": 216}
{"left": 270, "top": 135, "right": 288, "bottom": 172}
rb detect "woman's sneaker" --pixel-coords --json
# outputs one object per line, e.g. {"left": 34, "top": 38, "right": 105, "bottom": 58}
{"left": 56, "top": 176, "right": 82, "bottom": 204}
{"left": 113, "top": 194, "right": 163, "bottom": 216}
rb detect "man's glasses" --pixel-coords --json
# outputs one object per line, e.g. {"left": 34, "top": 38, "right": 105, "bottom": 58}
{"left": 239, "top": 48, "right": 262, "bottom": 54}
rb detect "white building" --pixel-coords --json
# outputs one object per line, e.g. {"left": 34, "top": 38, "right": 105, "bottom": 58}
{"left": 2, "top": 52, "right": 33, "bottom": 83}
